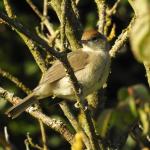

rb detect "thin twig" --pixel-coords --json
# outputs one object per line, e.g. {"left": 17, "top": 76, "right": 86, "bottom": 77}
{"left": 3, "top": 3, "right": 50, "bottom": 148}
{"left": 48, "top": 29, "right": 60, "bottom": 44}
{"left": 4, "top": 127, "right": 10, "bottom": 146}
{"left": 3, "top": 0, "right": 15, "bottom": 18}
{"left": 107, "top": 0, "right": 121, "bottom": 16}
{"left": 60, "top": 0, "right": 67, "bottom": 52}
{"left": 59, "top": 102, "right": 91, "bottom": 149}
{"left": 26, "top": 133, "right": 43, "bottom": 150}
{"left": 36, "top": 26, "right": 61, "bottom": 51}
{"left": 26, "top": 0, "right": 62, "bottom": 50}
{"left": 109, "top": 17, "right": 135, "bottom": 57}
{"left": 26, "top": 0, "right": 54, "bottom": 34}
{"left": 43, "top": 0, "right": 48, "bottom": 17}
{"left": 143, "top": 61, "right": 150, "bottom": 87}
{"left": 36, "top": 26, "right": 50, "bottom": 43}
{"left": 48, "top": 0, "right": 82, "bottom": 51}
{"left": 0, "top": 68, "right": 31, "bottom": 94}
{"left": 3, "top": 0, "right": 47, "bottom": 73}
{"left": 0, "top": 87, "right": 74, "bottom": 144}
{"left": 0, "top": 12, "right": 61, "bottom": 59}
{"left": 3, "top": 2, "right": 49, "bottom": 148}
{"left": 41, "top": 0, "right": 48, "bottom": 32}
{"left": 71, "top": 0, "right": 80, "bottom": 20}
{"left": 107, "top": 23, "right": 116, "bottom": 41}
{"left": 104, "top": 0, "right": 121, "bottom": 37}
{"left": 0, "top": 68, "right": 49, "bottom": 149}
{"left": 39, "top": 120, "right": 48, "bottom": 150}
{"left": 24, "top": 139, "right": 30, "bottom": 150}
{"left": 95, "top": 0, "right": 106, "bottom": 34}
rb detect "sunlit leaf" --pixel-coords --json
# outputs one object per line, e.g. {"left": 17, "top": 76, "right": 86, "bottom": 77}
{"left": 128, "top": 84, "right": 150, "bottom": 101}
{"left": 129, "top": 0, "right": 150, "bottom": 62}
{"left": 71, "top": 132, "right": 84, "bottom": 150}
{"left": 129, "top": 96, "right": 137, "bottom": 117}
{"left": 138, "top": 105, "right": 149, "bottom": 134}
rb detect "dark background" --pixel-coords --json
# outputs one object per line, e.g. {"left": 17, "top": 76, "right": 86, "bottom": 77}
{"left": 0, "top": 0, "right": 148, "bottom": 149}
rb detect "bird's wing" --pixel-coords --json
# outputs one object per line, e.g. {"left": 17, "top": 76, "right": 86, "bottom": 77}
{"left": 39, "top": 51, "right": 89, "bottom": 85}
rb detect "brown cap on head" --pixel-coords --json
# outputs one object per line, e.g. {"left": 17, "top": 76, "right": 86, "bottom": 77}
{"left": 81, "top": 29, "right": 106, "bottom": 41}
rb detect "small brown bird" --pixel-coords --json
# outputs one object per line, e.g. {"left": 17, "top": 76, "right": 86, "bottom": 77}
{"left": 6, "top": 30, "right": 111, "bottom": 118}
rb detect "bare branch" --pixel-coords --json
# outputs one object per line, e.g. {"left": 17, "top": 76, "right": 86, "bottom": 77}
{"left": 59, "top": 102, "right": 91, "bottom": 149}
{"left": 2, "top": 3, "right": 49, "bottom": 147}
{"left": 60, "top": 0, "right": 67, "bottom": 52}
{"left": 4, "top": 126, "right": 11, "bottom": 149}
{"left": 25, "top": 133, "right": 43, "bottom": 150}
{"left": 3, "top": 0, "right": 15, "bottom": 18}
{"left": 38, "top": 120, "right": 48, "bottom": 150}
{"left": 26, "top": 0, "right": 54, "bottom": 34}
{"left": 107, "top": 0, "right": 121, "bottom": 16}
{"left": 3, "top": 0, "right": 47, "bottom": 73}
{"left": 48, "top": 0, "right": 82, "bottom": 51}
{"left": 109, "top": 17, "right": 135, "bottom": 57}
{"left": 0, "top": 87, "right": 74, "bottom": 144}
{"left": 95, "top": 0, "right": 106, "bottom": 34}
{"left": 144, "top": 61, "right": 150, "bottom": 87}
{"left": 0, "top": 68, "right": 31, "bottom": 94}
{"left": 71, "top": 0, "right": 80, "bottom": 20}
{"left": 42, "top": 0, "right": 48, "bottom": 32}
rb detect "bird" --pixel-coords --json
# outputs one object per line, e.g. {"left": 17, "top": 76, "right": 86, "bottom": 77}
{"left": 5, "top": 29, "right": 111, "bottom": 119}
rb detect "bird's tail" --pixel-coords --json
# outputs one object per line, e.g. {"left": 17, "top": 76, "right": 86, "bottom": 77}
{"left": 5, "top": 92, "right": 37, "bottom": 119}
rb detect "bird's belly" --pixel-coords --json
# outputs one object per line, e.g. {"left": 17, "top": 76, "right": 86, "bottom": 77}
{"left": 52, "top": 63, "right": 108, "bottom": 100}
{"left": 52, "top": 77, "right": 75, "bottom": 100}
{"left": 81, "top": 55, "right": 110, "bottom": 97}
{"left": 51, "top": 70, "right": 92, "bottom": 100}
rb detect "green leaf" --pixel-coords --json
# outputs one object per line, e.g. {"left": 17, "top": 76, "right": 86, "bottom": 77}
{"left": 128, "top": 84, "right": 150, "bottom": 101}
{"left": 129, "top": 0, "right": 150, "bottom": 62}
{"left": 117, "top": 87, "right": 129, "bottom": 101}
{"left": 128, "top": 96, "right": 137, "bottom": 117}
{"left": 138, "top": 104, "right": 150, "bottom": 134}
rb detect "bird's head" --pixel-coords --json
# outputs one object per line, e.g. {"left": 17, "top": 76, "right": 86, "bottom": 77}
{"left": 81, "top": 29, "right": 109, "bottom": 51}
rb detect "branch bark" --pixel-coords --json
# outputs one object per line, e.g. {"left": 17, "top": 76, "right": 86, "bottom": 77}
{"left": 49, "top": 0, "right": 82, "bottom": 51}
{"left": 0, "top": 87, "right": 74, "bottom": 144}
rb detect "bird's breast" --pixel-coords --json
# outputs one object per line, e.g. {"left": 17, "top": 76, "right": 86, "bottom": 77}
{"left": 78, "top": 51, "right": 110, "bottom": 97}
{"left": 50, "top": 51, "right": 110, "bottom": 101}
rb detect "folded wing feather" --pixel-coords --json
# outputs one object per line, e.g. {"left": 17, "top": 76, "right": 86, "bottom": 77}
{"left": 39, "top": 51, "right": 89, "bottom": 85}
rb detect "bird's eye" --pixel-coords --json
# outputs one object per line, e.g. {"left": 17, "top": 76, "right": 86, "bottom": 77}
{"left": 91, "top": 37, "right": 98, "bottom": 41}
